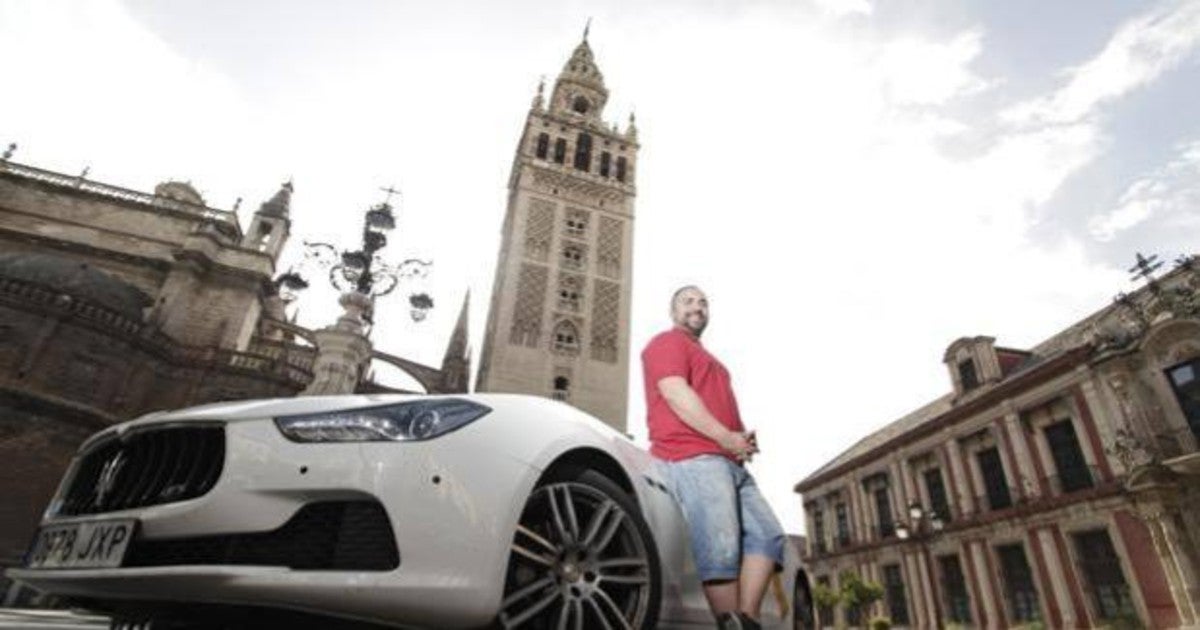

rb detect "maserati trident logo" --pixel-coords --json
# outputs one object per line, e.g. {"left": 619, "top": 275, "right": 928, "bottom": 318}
{"left": 94, "top": 450, "right": 127, "bottom": 508}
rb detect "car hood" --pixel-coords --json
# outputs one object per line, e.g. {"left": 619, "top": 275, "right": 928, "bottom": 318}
{"left": 93, "top": 393, "right": 633, "bottom": 447}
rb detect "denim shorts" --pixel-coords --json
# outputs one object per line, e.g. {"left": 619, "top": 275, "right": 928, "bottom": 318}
{"left": 659, "top": 454, "right": 786, "bottom": 582}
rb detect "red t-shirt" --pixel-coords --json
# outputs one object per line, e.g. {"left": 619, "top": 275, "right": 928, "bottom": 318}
{"left": 641, "top": 327, "right": 744, "bottom": 461}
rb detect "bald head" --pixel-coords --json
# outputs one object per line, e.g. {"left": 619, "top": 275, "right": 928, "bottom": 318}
{"left": 670, "top": 285, "right": 709, "bottom": 337}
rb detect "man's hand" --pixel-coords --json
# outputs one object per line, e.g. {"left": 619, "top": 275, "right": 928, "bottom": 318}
{"left": 718, "top": 430, "right": 760, "bottom": 462}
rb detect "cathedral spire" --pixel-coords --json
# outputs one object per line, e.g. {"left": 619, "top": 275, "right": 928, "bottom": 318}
{"left": 258, "top": 180, "right": 293, "bottom": 219}
{"left": 583, "top": 17, "right": 591, "bottom": 43}
{"left": 439, "top": 290, "right": 471, "bottom": 393}
{"left": 549, "top": 32, "right": 608, "bottom": 119}
{"left": 443, "top": 290, "right": 470, "bottom": 364}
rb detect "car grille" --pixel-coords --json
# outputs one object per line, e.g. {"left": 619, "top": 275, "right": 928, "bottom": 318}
{"left": 124, "top": 501, "right": 399, "bottom": 571}
{"left": 58, "top": 425, "right": 225, "bottom": 516}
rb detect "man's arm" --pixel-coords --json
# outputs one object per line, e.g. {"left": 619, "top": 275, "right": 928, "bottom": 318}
{"left": 657, "top": 376, "right": 755, "bottom": 458}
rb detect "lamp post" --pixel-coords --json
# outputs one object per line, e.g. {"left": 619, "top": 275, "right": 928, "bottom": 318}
{"left": 303, "top": 188, "right": 434, "bottom": 326}
{"left": 894, "top": 501, "right": 945, "bottom": 628}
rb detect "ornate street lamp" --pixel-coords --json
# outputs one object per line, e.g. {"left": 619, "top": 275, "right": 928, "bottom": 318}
{"left": 302, "top": 187, "right": 434, "bottom": 324}
{"left": 894, "top": 501, "right": 946, "bottom": 624}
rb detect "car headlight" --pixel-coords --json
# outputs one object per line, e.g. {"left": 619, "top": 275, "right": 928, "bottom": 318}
{"left": 274, "top": 399, "right": 492, "bottom": 442}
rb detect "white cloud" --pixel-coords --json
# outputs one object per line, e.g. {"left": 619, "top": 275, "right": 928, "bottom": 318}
{"left": 1091, "top": 139, "right": 1200, "bottom": 241}
{"left": 1003, "top": 0, "right": 1200, "bottom": 125}
{"left": 809, "top": 0, "right": 873, "bottom": 18}
{"left": 0, "top": 0, "right": 258, "bottom": 197}
{"left": 878, "top": 31, "right": 993, "bottom": 105}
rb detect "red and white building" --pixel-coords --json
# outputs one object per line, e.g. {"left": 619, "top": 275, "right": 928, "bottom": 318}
{"left": 795, "top": 256, "right": 1200, "bottom": 629}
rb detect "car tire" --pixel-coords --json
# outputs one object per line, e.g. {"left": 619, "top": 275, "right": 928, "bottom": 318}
{"left": 792, "top": 570, "right": 816, "bottom": 630}
{"left": 496, "top": 467, "right": 662, "bottom": 629}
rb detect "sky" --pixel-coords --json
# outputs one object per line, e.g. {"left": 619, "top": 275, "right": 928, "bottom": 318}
{"left": 1, "top": 0, "right": 1198, "bottom": 534}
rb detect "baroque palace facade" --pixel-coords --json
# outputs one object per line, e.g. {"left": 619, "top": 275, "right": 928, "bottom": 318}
{"left": 796, "top": 259, "right": 1200, "bottom": 629}
{"left": 0, "top": 156, "right": 469, "bottom": 599}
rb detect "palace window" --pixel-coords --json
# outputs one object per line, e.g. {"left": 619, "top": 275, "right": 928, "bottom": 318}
{"left": 977, "top": 447, "right": 1012, "bottom": 510}
{"left": 938, "top": 554, "right": 973, "bottom": 624}
{"left": 551, "top": 320, "right": 580, "bottom": 356}
{"left": 997, "top": 543, "right": 1041, "bottom": 623}
{"left": 924, "top": 468, "right": 952, "bottom": 522}
{"left": 1074, "top": 529, "right": 1136, "bottom": 620}
{"left": 874, "top": 487, "right": 895, "bottom": 539}
{"left": 553, "top": 138, "right": 567, "bottom": 164}
{"left": 816, "top": 576, "right": 834, "bottom": 628}
{"left": 615, "top": 156, "right": 628, "bottom": 182}
{"left": 835, "top": 502, "right": 851, "bottom": 547}
{"left": 535, "top": 133, "right": 550, "bottom": 159}
{"left": 599, "top": 151, "right": 612, "bottom": 177}
{"left": 883, "top": 564, "right": 910, "bottom": 626}
{"left": 574, "top": 133, "right": 593, "bottom": 171}
{"left": 1044, "top": 419, "right": 1094, "bottom": 493}
{"left": 811, "top": 508, "right": 827, "bottom": 555}
{"left": 958, "top": 359, "right": 979, "bottom": 391}
{"left": 1167, "top": 358, "right": 1200, "bottom": 439}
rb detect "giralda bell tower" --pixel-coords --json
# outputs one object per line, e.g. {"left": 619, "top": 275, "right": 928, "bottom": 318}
{"left": 476, "top": 32, "right": 639, "bottom": 432}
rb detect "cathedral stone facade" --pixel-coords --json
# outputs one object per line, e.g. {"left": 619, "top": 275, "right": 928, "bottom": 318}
{"left": 796, "top": 258, "right": 1200, "bottom": 629}
{"left": 476, "top": 35, "right": 639, "bottom": 432}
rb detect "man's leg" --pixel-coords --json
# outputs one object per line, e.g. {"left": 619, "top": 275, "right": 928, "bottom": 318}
{"left": 735, "top": 469, "right": 787, "bottom": 620}
{"left": 662, "top": 456, "right": 743, "bottom": 618}
{"left": 737, "top": 554, "right": 777, "bottom": 618}
{"left": 702, "top": 579, "right": 739, "bottom": 616}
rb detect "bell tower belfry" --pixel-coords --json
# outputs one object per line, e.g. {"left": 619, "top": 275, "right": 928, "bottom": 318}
{"left": 476, "top": 32, "right": 639, "bottom": 432}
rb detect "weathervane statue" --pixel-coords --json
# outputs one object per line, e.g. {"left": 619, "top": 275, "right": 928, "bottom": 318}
{"left": 302, "top": 186, "right": 434, "bottom": 327}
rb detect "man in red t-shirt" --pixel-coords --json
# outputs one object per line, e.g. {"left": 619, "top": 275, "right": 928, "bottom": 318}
{"left": 642, "top": 285, "right": 785, "bottom": 629}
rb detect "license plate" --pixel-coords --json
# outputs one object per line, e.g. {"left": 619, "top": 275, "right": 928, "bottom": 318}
{"left": 26, "top": 519, "right": 136, "bottom": 569}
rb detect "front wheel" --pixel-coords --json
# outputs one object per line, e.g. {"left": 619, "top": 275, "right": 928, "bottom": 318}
{"left": 497, "top": 469, "right": 662, "bottom": 629}
{"left": 793, "top": 570, "right": 816, "bottom": 630}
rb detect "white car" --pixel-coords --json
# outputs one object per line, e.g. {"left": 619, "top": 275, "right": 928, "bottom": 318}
{"left": 9, "top": 394, "right": 814, "bottom": 629}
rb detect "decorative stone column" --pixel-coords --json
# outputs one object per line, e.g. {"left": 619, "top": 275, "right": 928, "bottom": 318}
{"left": 303, "top": 292, "right": 373, "bottom": 396}
{"left": 1147, "top": 510, "right": 1200, "bottom": 627}
{"left": 1128, "top": 464, "right": 1200, "bottom": 629}
{"left": 1002, "top": 405, "right": 1041, "bottom": 499}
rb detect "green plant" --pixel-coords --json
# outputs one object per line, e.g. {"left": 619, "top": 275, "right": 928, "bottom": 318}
{"left": 1101, "top": 613, "right": 1145, "bottom": 630}
{"left": 838, "top": 571, "right": 884, "bottom": 611}
{"left": 868, "top": 615, "right": 891, "bottom": 630}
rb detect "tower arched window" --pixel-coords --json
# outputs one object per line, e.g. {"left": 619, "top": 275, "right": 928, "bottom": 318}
{"left": 552, "top": 375, "right": 570, "bottom": 401}
{"left": 535, "top": 133, "right": 549, "bottom": 160}
{"left": 552, "top": 320, "right": 581, "bottom": 356}
{"left": 561, "top": 242, "right": 586, "bottom": 270}
{"left": 574, "top": 133, "right": 593, "bottom": 172}
{"left": 572, "top": 96, "right": 590, "bottom": 115}
{"left": 553, "top": 138, "right": 567, "bottom": 164}
{"left": 558, "top": 273, "right": 583, "bottom": 312}
{"left": 599, "top": 152, "right": 612, "bottom": 178}
{"left": 615, "top": 156, "right": 628, "bottom": 182}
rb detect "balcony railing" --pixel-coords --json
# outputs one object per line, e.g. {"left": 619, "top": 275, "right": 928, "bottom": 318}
{"left": 0, "top": 160, "right": 240, "bottom": 236}
{"left": 1045, "top": 465, "right": 1100, "bottom": 494}
{"left": 1153, "top": 426, "right": 1200, "bottom": 460}
{"left": 975, "top": 488, "right": 1017, "bottom": 512}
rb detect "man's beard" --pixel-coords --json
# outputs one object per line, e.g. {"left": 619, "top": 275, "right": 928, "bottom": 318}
{"left": 683, "top": 314, "right": 707, "bottom": 336}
